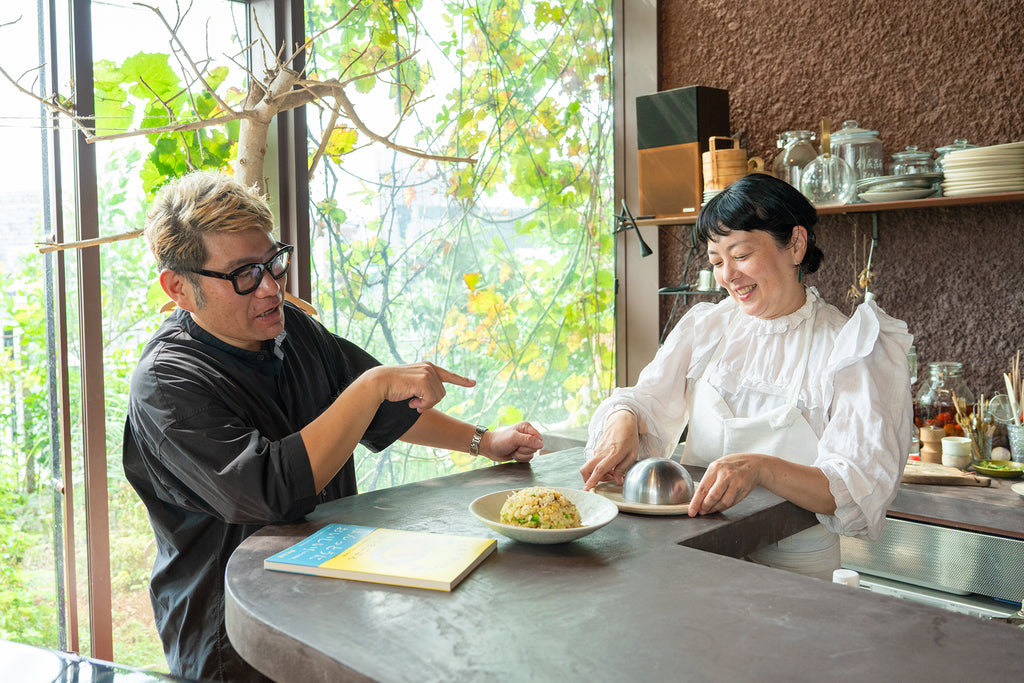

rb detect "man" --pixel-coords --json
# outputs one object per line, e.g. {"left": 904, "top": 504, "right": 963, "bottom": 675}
{"left": 123, "top": 171, "right": 543, "bottom": 681}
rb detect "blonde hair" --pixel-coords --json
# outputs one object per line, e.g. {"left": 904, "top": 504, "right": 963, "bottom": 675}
{"left": 144, "top": 171, "right": 274, "bottom": 275}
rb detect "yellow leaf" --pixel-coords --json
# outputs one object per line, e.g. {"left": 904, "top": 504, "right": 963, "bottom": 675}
{"left": 325, "top": 125, "right": 358, "bottom": 158}
{"left": 463, "top": 272, "right": 481, "bottom": 290}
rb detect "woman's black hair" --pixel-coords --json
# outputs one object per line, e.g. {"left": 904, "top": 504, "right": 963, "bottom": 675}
{"left": 695, "top": 173, "right": 824, "bottom": 274}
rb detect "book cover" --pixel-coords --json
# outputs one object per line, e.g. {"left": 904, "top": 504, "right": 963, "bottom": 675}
{"left": 264, "top": 523, "right": 497, "bottom": 591}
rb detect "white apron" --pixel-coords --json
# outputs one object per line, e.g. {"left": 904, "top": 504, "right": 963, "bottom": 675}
{"left": 681, "top": 307, "right": 840, "bottom": 580}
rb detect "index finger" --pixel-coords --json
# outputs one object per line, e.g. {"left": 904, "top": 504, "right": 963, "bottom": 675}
{"left": 429, "top": 363, "right": 476, "bottom": 388}
{"left": 582, "top": 455, "right": 617, "bottom": 491}
{"left": 687, "top": 473, "right": 713, "bottom": 517}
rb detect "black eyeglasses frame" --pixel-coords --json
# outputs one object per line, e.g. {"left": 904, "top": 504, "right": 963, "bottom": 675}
{"left": 186, "top": 243, "right": 294, "bottom": 295}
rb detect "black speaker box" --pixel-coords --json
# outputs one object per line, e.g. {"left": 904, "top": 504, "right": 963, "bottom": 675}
{"left": 636, "top": 85, "right": 730, "bottom": 151}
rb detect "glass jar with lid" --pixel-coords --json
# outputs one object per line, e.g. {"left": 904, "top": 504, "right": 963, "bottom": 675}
{"left": 772, "top": 130, "right": 817, "bottom": 189}
{"left": 914, "top": 361, "right": 974, "bottom": 435}
{"left": 889, "top": 145, "right": 935, "bottom": 175}
{"left": 830, "top": 120, "right": 884, "bottom": 181}
{"left": 934, "top": 138, "right": 979, "bottom": 173}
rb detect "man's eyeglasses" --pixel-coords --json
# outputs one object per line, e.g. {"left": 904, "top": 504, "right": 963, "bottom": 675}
{"left": 187, "top": 243, "right": 294, "bottom": 295}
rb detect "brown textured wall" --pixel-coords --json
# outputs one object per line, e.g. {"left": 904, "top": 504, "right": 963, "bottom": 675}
{"left": 656, "top": 0, "right": 1024, "bottom": 398}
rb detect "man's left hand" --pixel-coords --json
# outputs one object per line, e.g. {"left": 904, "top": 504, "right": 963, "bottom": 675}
{"left": 482, "top": 422, "right": 544, "bottom": 463}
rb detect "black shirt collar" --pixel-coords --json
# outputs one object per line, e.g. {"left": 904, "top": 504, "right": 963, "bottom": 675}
{"left": 176, "top": 308, "right": 285, "bottom": 375}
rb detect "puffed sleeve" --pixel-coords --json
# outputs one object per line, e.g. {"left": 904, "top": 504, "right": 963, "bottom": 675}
{"left": 814, "top": 299, "right": 914, "bottom": 540}
{"left": 584, "top": 301, "right": 723, "bottom": 462}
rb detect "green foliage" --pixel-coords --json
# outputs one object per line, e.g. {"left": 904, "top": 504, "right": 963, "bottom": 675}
{"left": 0, "top": 489, "right": 58, "bottom": 645}
{"left": 306, "top": 0, "right": 615, "bottom": 488}
{"left": 94, "top": 52, "right": 238, "bottom": 196}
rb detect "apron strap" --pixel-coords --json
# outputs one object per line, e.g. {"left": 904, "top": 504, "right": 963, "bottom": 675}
{"left": 784, "top": 306, "right": 817, "bottom": 406}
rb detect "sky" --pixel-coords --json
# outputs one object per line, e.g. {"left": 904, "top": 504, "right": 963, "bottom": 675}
{"left": 0, "top": 0, "right": 48, "bottom": 193}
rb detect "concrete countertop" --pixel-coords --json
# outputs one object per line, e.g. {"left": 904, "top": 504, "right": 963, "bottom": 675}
{"left": 890, "top": 472, "right": 1024, "bottom": 538}
{"left": 225, "top": 448, "right": 1023, "bottom": 682}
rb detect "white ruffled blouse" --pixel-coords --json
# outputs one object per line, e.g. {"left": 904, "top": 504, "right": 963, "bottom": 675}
{"left": 585, "top": 287, "right": 914, "bottom": 541}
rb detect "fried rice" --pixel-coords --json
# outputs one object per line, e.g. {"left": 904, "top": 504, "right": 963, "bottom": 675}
{"left": 499, "top": 487, "right": 582, "bottom": 529}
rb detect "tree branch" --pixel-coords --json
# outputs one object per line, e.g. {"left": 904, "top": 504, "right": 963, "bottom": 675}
{"left": 135, "top": 2, "right": 237, "bottom": 116}
{"left": 35, "top": 230, "right": 144, "bottom": 254}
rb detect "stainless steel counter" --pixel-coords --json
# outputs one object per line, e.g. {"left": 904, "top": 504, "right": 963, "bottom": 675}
{"left": 225, "top": 449, "right": 1024, "bottom": 682}
{"left": 843, "top": 470, "right": 1024, "bottom": 612}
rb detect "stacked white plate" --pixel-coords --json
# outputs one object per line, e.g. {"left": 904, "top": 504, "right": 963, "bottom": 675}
{"left": 941, "top": 141, "right": 1024, "bottom": 197}
{"left": 702, "top": 189, "right": 721, "bottom": 205}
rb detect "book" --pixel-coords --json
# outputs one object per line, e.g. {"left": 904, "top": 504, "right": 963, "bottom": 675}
{"left": 264, "top": 523, "right": 497, "bottom": 591}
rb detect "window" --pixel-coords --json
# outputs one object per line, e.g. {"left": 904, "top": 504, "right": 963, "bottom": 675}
{"left": 1, "top": 0, "right": 249, "bottom": 667}
{"left": 304, "top": 0, "right": 616, "bottom": 489}
{"left": 0, "top": 0, "right": 624, "bottom": 670}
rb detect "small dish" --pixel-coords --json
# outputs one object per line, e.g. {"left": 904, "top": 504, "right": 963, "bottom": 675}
{"left": 858, "top": 188, "right": 937, "bottom": 202}
{"left": 1010, "top": 482, "right": 1024, "bottom": 499}
{"left": 469, "top": 487, "right": 618, "bottom": 544}
{"left": 854, "top": 172, "right": 943, "bottom": 191}
{"left": 971, "top": 460, "right": 1024, "bottom": 478}
{"left": 594, "top": 482, "right": 692, "bottom": 516}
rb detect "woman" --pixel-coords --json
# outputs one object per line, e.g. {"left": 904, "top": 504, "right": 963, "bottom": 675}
{"left": 581, "top": 173, "right": 913, "bottom": 579}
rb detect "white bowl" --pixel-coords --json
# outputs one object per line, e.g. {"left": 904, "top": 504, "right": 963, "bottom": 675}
{"left": 469, "top": 487, "right": 618, "bottom": 544}
{"left": 1011, "top": 482, "right": 1024, "bottom": 500}
{"left": 942, "top": 453, "right": 971, "bottom": 469}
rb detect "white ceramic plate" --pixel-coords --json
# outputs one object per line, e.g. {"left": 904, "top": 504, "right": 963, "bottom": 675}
{"left": 944, "top": 151, "right": 1024, "bottom": 164}
{"left": 942, "top": 159, "right": 1024, "bottom": 172}
{"left": 946, "top": 146, "right": 1024, "bottom": 162}
{"left": 469, "top": 487, "right": 618, "bottom": 544}
{"left": 1011, "top": 482, "right": 1024, "bottom": 500}
{"left": 858, "top": 188, "right": 938, "bottom": 202}
{"left": 593, "top": 482, "right": 692, "bottom": 516}
{"left": 942, "top": 185, "right": 1024, "bottom": 197}
{"left": 944, "top": 168, "right": 1024, "bottom": 181}
{"left": 942, "top": 180, "right": 1024, "bottom": 191}
{"left": 946, "top": 141, "right": 1024, "bottom": 161}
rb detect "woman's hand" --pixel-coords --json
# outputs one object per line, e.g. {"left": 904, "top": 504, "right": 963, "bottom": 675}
{"left": 482, "top": 422, "right": 544, "bottom": 463}
{"left": 687, "top": 453, "right": 836, "bottom": 517}
{"left": 687, "top": 453, "right": 766, "bottom": 516}
{"left": 581, "top": 410, "right": 641, "bottom": 490}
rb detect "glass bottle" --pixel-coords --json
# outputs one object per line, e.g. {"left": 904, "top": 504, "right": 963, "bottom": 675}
{"left": 772, "top": 130, "right": 817, "bottom": 190}
{"left": 914, "top": 362, "right": 974, "bottom": 435}
{"left": 907, "top": 345, "right": 919, "bottom": 458}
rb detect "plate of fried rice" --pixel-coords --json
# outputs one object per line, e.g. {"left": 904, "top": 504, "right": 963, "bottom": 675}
{"left": 469, "top": 486, "right": 618, "bottom": 544}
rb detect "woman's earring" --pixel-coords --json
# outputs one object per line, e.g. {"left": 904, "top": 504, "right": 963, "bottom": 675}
{"left": 797, "top": 265, "right": 802, "bottom": 283}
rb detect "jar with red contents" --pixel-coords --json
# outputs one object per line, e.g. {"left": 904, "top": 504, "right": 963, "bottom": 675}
{"left": 914, "top": 362, "right": 974, "bottom": 438}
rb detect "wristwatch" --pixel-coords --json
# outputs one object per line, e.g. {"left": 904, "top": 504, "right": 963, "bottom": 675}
{"left": 469, "top": 424, "right": 488, "bottom": 457}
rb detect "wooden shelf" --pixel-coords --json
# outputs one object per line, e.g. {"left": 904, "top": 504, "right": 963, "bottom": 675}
{"left": 637, "top": 190, "right": 1024, "bottom": 226}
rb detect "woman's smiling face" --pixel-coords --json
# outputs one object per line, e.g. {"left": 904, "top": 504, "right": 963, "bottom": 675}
{"left": 706, "top": 226, "right": 807, "bottom": 320}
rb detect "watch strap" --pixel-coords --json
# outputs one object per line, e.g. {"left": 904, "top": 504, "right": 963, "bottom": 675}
{"left": 470, "top": 424, "right": 488, "bottom": 457}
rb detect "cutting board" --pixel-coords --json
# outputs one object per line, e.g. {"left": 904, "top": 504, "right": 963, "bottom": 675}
{"left": 902, "top": 460, "right": 990, "bottom": 486}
